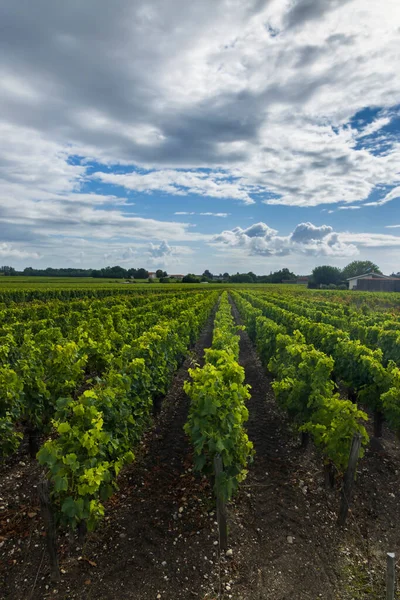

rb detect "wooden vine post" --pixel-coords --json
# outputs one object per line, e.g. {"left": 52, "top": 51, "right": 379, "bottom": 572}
{"left": 374, "top": 410, "right": 384, "bottom": 438}
{"left": 337, "top": 433, "right": 362, "bottom": 526}
{"left": 214, "top": 454, "right": 228, "bottom": 551}
{"left": 386, "top": 552, "right": 396, "bottom": 600}
{"left": 38, "top": 479, "right": 60, "bottom": 581}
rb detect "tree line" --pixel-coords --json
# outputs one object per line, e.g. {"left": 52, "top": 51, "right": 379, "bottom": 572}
{"left": 0, "top": 266, "right": 151, "bottom": 279}
{"left": 0, "top": 260, "right": 390, "bottom": 287}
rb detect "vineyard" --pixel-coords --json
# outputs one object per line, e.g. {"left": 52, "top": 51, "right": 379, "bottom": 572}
{"left": 1, "top": 283, "right": 400, "bottom": 599}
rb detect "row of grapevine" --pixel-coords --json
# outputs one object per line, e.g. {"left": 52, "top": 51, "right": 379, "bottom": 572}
{"left": 184, "top": 292, "right": 254, "bottom": 502}
{"left": 37, "top": 291, "right": 219, "bottom": 532}
{"left": 0, "top": 290, "right": 185, "bottom": 325}
{"left": 232, "top": 293, "right": 368, "bottom": 473}
{"left": 234, "top": 290, "right": 400, "bottom": 438}
{"left": 270, "top": 285, "right": 400, "bottom": 311}
{"left": 266, "top": 290, "right": 400, "bottom": 328}
{"left": 0, "top": 284, "right": 189, "bottom": 305}
{"left": 261, "top": 291, "right": 400, "bottom": 366}
{"left": 0, "top": 291, "right": 212, "bottom": 458}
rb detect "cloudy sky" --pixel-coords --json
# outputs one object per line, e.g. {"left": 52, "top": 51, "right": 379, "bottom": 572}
{"left": 1, "top": 0, "right": 400, "bottom": 275}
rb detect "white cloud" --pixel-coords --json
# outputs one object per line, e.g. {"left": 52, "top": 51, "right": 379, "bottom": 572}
{"left": 386, "top": 224, "right": 400, "bottom": 228}
{"left": 175, "top": 211, "right": 229, "bottom": 217}
{"left": 357, "top": 117, "right": 391, "bottom": 138}
{"left": 0, "top": 243, "right": 40, "bottom": 260}
{"left": 199, "top": 212, "right": 230, "bottom": 217}
{"left": 122, "top": 247, "right": 136, "bottom": 260}
{"left": 337, "top": 205, "right": 361, "bottom": 210}
{"left": 340, "top": 232, "right": 400, "bottom": 248}
{"left": 290, "top": 222, "right": 333, "bottom": 243}
{"left": 149, "top": 240, "right": 173, "bottom": 258}
{"left": 93, "top": 170, "right": 255, "bottom": 204}
{"left": 211, "top": 220, "right": 392, "bottom": 257}
{"left": 365, "top": 186, "right": 400, "bottom": 207}
{"left": 147, "top": 240, "right": 194, "bottom": 267}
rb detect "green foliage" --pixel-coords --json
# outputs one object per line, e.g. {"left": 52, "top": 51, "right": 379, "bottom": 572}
{"left": 0, "top": 367, "right": 23, "bottom": 456}
{"left": 37, "top": 291, "right": 218, "bottom": 531}
{"left": 238, "top": 288, "right": 397, "bottom": 423}
{"left": 234, "top": 292, "right": 371, "bottom": 471}
{"left": 312, "top": 265, "right": 342, "bottom": 286}
{"left": 381, "top": 362, "right": 400, "bottom": 434}
{"left": 184, "top": 293, "right": 253, "bottom": 502}
{"left": 269, "top": 332, "right": 369, "bottom": 469}
{"left": 0, "top": 266, "right": 16, "bottom": 276}
{"left": 341, "top": 260, "right": 381, "bottom": 280}
{"left": 301, "top": 398, "right": 368, "bottom": 471}
{"left": 257, "top": 268, "right": 297, "bottom": 284}
{"left": 182, "top": 273, "right": 201, "bottom": 283}
{"left": 184, "top": 353, "right": 253, "bottom": 501}
{"left": 38, "top": 395, "right": 125, "bottom": 531}
{"left": 229, "top": 273, "right": 256, "bottom": 284}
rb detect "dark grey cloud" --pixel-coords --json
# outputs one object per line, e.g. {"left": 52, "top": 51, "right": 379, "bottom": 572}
{"left": 284, "top": 0, "right": 353, "bottom": 29}
{"left": 0, "top": 0, "right": 272, "bottom": 168}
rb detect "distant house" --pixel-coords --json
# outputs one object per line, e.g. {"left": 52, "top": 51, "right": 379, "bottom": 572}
{"left": 148, "top": 271, "right": 157, "bottom": 279}
{"left": 296, "top": 275, "right": 310, "bottom": 285}
{"left": 169, "top": 274, "right": 184, "bottom": 281}
{"left": 347, "top": 272, "right": 389, "bottom": 290}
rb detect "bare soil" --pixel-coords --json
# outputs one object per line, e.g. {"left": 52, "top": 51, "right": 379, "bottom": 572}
{"left": 1, "top": 299, "right": 400, "bottom": 600}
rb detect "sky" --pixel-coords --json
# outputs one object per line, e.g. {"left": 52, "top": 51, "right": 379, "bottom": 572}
{"left": 0, "top": 0, "right": 400, "bottom": 275}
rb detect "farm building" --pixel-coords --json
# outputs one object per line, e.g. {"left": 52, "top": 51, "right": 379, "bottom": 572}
{"left": 169, "top": 274, "right": 184, "bottom": 280}
{"left": 296, "top": 275, "right": 310, "bottom": 285}
{"left": 347, "top": 272, "right": 391, "bottom": 290}
{"left": 356, "top": 277, "right": 400, "bottom": 292}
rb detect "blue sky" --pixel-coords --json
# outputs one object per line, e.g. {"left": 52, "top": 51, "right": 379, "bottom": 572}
{"left": 0, "top": 0, "right": 399, "bottom": 275}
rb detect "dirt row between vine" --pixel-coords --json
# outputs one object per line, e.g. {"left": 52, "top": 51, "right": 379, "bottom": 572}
{"left": 228, "top": 299, "right": 342, "bottom": 599}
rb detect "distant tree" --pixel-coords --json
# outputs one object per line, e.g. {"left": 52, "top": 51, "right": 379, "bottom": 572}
{"left": 91, "top": 265, "right": 128, "bottom": 278}
{"left": 159, "top": 276, "right": 170, "bottom": 283}
{"left": 104, "top": 266, "right": 128, "bottom": 278}
{"left": 230, "top": 273, "right": 254, "bottom": 283}
{"left": 271, "top": 268, "right": 296, "bottom": 283}
{"left": 341, "top": 260, "right": 381, "bottom": 280}
{"left": 182, "top": 273, "right": 200, "bottom": 283}
{"left": 135, "top": 268, "right": 149, "bottom": 279}
{"left": 312, "top": 265, "right": 342, "bottom": 286}
{"left": 202, "top": 269, "right": 213, "bottom": 279}
{"left": 156, "top": 269, "right": 167, "bottom": 278}
{"left": 0, "top": 266, "right": 16, "bottom": 276}
{"left": 223, "top": 272, "right": 229, "bottom": 279}
{"left": 23, "top": 267, "right": 93, "bottom": 277}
